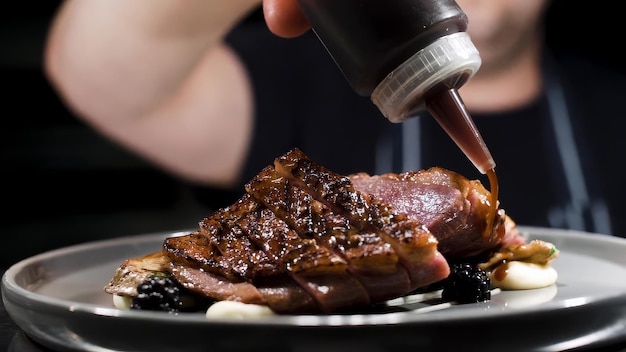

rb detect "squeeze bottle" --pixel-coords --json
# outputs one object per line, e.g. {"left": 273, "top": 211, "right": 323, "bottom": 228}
{"left": 294, "top": 0, "right": 495, "bottom": 174}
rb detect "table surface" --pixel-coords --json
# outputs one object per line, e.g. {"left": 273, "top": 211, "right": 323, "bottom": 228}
{"left": 2, "top": 266, "right": 626, "bottom": 352}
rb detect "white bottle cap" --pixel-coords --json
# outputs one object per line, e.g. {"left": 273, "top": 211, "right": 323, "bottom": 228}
{"left": 371, "top": 32, "right": 481, "bottom": 123}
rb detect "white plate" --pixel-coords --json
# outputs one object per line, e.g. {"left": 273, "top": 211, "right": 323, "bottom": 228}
{"left": 3, "top": 227, "right": 626, "bottom": 352}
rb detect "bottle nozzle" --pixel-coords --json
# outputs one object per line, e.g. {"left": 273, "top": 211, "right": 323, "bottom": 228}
{"left": 426, "top": 88, "right": 495, "bottom": 175}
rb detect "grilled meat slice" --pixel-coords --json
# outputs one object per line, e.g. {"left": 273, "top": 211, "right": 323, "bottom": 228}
{"left": 163, "top": 231, "right": 238, "bottom": 281}
{"left": 169, "top": 263, "right": 266, "bottom": 305}
{"left": 261, "top": 148, "right": 450, "bottom": 291}
{"left": 349, "top": 168, "right": 522, "bottom": 259}
{"left": 236, "top": 199, "right": 370, "bottom": 313}
{"left": 253, "top": 276, "right": 320, "bottom": 314}
{"left": 104, "top": 239, "right": 339, "bottom": 314}
{"left": 199, "top": 205, "right": 283, "bottom": 281}
{"left": 163, "top": 228, "right": 280, "bottom": 282}
{"left": 246, "top": 163, "right": 411, "bottom": 302}
{"left": 166, "top": 194, "right": 371, "bottom": 313}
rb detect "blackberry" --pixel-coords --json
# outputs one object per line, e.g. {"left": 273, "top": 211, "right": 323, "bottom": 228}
{"left": 441, "top": 263, "right": 491, "bottom": 304}
{"left": 131, "top": 275, "right": 185, "bottom": 313}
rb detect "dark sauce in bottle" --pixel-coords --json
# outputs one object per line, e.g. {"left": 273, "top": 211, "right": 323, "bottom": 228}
{"left": 295, "top": 0, "right": 468, "bottom": 95}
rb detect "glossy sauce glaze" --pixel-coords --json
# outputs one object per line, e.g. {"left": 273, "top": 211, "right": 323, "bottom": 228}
{"left": 485, "top": 168, "right": 499, "bottom": 237}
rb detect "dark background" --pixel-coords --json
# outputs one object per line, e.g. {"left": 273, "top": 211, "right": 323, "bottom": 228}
{"left": 1, "top": 1, "right": 623, "bottom": 267}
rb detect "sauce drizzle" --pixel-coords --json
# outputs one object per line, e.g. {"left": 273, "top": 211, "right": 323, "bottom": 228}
{"left": 485, "top": 168, "right": 499, "bottom": 237}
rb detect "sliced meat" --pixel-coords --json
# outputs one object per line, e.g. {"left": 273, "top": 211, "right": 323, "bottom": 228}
{"left": 110, "top": 148, "right": 523, "bottom": 315}
{"left": 349, "top": 167, "right": 521, "bottom": 259}
{"left": 169, "top": 263, "right": 266, "bottom": 305}
{"left": 254, "top": 277, "right": 320, "bottom": 314}
{"left": 166, "top": 207, "right": 317, "bottom": 312}
{"left": 265, "top": 148, "right": 450, "bottom": 291}
{"left": 246, "top": 163, "right": 411, "bottom": 302}
{"left": 199, "top": 205, "right": 283, "bottom": 280}
{"left": 233, "top": 195, "right": 371, "bottom": 313}
{"left": 163, "top": 231, "right": 239, "bottom": 281}
{"left": 166, "top": 193, "right": 371, "bottom": 313}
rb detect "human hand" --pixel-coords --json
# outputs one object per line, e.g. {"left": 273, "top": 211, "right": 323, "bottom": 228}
{"left": 263, "top": 0, "right": 311, "bottom": 38}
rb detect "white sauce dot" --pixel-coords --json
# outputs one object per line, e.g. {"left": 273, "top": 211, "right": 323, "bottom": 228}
{"left": 113, "top": 294, "right": 132, "bottom": 310}
{"left": 491, "top": 261, "right": 558, "bottom": 290}
{"left": 205, "top": 301, "right": 275, "bottom": 318}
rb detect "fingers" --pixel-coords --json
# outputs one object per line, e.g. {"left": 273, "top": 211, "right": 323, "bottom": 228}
{"left": 262, "top": 0, "right": 311, "bottom": 38}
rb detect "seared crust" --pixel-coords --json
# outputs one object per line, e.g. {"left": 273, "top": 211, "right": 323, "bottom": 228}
{"left": 266, "top": 148, "right": 449, "bottom": 291}
{"left": 247, "top": 162, "right": 411, "bottom": 302}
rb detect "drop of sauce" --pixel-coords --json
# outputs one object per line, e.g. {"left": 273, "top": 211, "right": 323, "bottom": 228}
{"left": 426, "top": 86, "right": 498, "bottom": 236}
{"left": 485, "top": 168, "right": 499, "bottom": 237}
{"left": 493, "top": 261, "right": 509, "bottom": 282}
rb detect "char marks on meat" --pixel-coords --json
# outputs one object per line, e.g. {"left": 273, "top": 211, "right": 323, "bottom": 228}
{"left": 247, "top": 157, "right": 411, "bottom": 302}
{"left": 260, "top": 148, "right": 449, "bottom": 293}
{"left": 154, "top": 148, "right": 519, "bottom": 314}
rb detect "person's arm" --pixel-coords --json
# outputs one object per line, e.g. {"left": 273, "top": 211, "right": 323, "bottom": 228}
{"left": 45, "top": 0, "right": 306, "bottom": 188}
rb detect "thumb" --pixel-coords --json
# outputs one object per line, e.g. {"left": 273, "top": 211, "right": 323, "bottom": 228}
{"left": 262, "top": 0, "right": 311, "bottom": 38}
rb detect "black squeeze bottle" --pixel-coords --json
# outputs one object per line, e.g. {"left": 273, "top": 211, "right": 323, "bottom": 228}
{"left": 294, "top": 0, "right": 496, "bottom": 177}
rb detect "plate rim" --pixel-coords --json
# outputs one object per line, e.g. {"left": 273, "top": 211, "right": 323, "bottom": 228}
{"left": 3, "top": 226, "right": 626, "bottom": 352}
{"left": 3, "top": 226, "right": 626, "bottom": 326}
